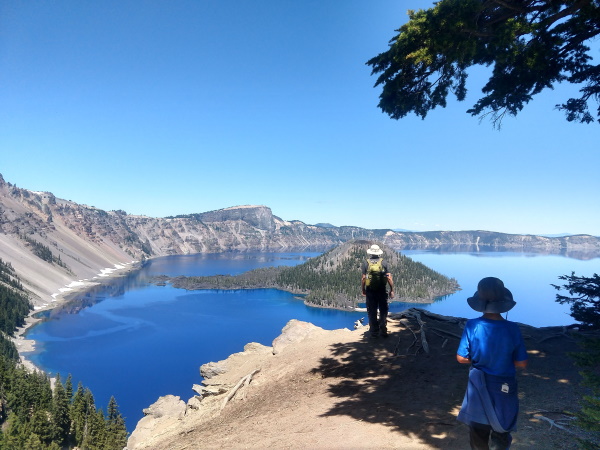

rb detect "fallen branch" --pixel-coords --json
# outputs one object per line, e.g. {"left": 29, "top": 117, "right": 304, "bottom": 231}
{"left": 534, "top": 414, "right": 578, "bottom": 435}
{"left": 531, "top": 410, "right": 576, "bottom": 416}
{"left": 392, "top": 308, "right": 466, "bottom": 327}
{"left": 408, "top": 309, "right": 429, "bottom": 354}
{"left": 419, "top": 326, "right": 429, "bottom": 354}
{"left": 429, "top": 327, "right": 463, "bottom": 340}
{"left": 240, "top": 368, "right": 257, "bottom": 400}
{"left": 405, "top": 328, "right": 418, "bottom": 355}
{"left": 419, "top": 309, "right": 465, "bottom": 324}
{"left": 394, "top": 311, "right": 429, "bottom": 355}
{"left": 393, "top": 308, "right": 429, "bottom": 355}
{"left": 221, "top": 369, "right": 260, "bottom": 411}
{"left": 395, "top": 322, "right": 418, "bottom": 356}
{"left": 537, "top": 332, "right": 577, "bottom": 344}
{"left": 537, "top": 334, "right": 565, "bottom": 343}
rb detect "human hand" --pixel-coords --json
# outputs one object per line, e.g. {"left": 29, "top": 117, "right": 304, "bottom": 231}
{"left": 389, "top": 290, "right": 394, "bottom": 299}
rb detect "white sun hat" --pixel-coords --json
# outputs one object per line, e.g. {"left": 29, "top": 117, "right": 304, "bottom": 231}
{"left": 366, "top": 244, "right": 383, "bottom": 256}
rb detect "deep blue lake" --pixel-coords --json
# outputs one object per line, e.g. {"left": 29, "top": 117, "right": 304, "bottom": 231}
{"left": 24, "top": 250, "right": 599, "bottom": 432}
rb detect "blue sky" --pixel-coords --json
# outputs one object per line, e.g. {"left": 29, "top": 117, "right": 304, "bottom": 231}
{"left": 1, "top": 1, "right": 598, "bottom": 235}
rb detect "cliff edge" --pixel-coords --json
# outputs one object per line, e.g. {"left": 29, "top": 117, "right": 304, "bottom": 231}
{"left": 127, "top": 309, "right": 596, "bottom": 449}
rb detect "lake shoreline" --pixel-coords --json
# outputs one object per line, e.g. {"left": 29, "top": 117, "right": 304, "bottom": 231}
{"left": 158, "top": 275, "right": 436, "bottom": 312}
{"left": 11, "top": 259, "right": 147, "bottom": 373}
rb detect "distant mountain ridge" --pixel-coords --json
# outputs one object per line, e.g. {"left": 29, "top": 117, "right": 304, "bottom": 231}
{"left": 1, "top": 173, "right": 599, "bottom": 305}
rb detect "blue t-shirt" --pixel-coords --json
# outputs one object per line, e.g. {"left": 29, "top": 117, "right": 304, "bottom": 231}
{"left": 457, "top": 317, "right": 528, "bottom": 377}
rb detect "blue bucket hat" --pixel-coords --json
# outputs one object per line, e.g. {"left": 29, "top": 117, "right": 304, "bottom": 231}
{"left": 467, "top": 277, "right": 516, "bottom": 314}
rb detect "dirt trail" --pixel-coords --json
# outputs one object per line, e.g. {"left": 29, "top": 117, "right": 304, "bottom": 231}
{"left": 130, "top": 310, "right": 595, "bottom": 449}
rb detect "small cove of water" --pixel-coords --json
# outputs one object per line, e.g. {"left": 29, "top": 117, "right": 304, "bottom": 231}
{"left": 24, "top": 250, "right": 598, "bottom": 431}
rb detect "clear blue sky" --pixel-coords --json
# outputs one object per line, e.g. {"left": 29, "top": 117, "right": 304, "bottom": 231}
{"left": 1, "top": 1, "right": 598, "bottom": 235}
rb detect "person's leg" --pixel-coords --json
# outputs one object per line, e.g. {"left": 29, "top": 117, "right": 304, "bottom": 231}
{"left": 489, "top": 430, "right": 512, "bottom": 449}
{"left": 469, "top": 423, "right": 491, "bottom": 449}
{"left": 378, "top": 292, "right": 389, "bottom": 336}
{"left": 365, "top": 292, "right": 379, "bottom": 337}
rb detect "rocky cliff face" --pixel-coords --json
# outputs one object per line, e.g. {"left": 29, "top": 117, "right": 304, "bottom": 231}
{"left": 196, "top": 205, "right": 277, "bottom": 232}
{"left": 1, "top": 173, "right": 598, "bottom": 305}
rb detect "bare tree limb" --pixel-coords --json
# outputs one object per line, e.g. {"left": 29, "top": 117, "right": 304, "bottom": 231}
{"left": 534, "top": 414, "right": 578, "bottom": 435}
{"left": 220, "top": 369, "right": 260, "bottom": 412}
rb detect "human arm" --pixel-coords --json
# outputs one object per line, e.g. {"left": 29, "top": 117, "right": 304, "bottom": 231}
{"left": 456, "top": 324, "right": 470, "bottom": 364}
{"left": 513, "top": 327, "right": 528, "bottom": 369}
{"left": 456, "top": 354, "right": 471, "bottom": 364}
{"left": 514, "top": 359, "right": 528, "bottom": 369}
{"left": 386, "top": 273, "right": 394, "bottom": 298}
{"left": 361, "top": 261, "right": 367, "bottom": 296}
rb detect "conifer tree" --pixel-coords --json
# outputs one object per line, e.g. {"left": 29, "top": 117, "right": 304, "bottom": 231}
{"left": 65, "top": 373, "right": 73, "bottom": 401}
{"left": 31, "top": 370, "right": 53, "bottom": 411}
{"left": 554, "top": 273, "right": 600, "bottom": 329}
{"left": 29, "top": 408, "right": 53, "bottom": 447}
{"left": 6, "top": 365, "right": 29, "bottom": 418}
{"left": 367, "top": 0, "right": 600, "bottom": 125}
{"left": 554, "top": 273, "right": 600, "bottom": 448}
{"left": 3, "top": 414, "right": 27, "bottom": 449}
{"left": 52, "top": 373, "right": 71, "bottom": 446}
{"left": 23, "top": 431, "right": 45, "bottom": 450}
{"left": 82, "top": 407, "right": 107, "bottom": 450}
{"left": 105, "top": 396, "right": 128, "bottom": 449}
{"left": 70, "top": 382, "right": 89, "bottom": 446}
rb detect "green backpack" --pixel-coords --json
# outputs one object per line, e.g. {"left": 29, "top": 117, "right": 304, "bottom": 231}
{"left": 365, "top": 258, "right": 386, "bottom": 290}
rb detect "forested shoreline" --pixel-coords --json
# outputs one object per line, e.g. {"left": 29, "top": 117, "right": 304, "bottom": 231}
{"left": 0, "top": 258, "right": 128, "bottom": 449}
{"left": 167, "top": 241, "right": 460, "bottom": 309}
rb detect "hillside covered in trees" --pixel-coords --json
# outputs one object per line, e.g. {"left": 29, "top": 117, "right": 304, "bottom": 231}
{"left": 0, "top": 258, "right": 128, "bottom": 449}
{"left": 169, "top": 240, "right": 460, "bottom": 309}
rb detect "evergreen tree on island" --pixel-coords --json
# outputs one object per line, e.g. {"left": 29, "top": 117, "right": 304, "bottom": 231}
{"left": 170, "top": 240, "right": 460, "bottom": 310}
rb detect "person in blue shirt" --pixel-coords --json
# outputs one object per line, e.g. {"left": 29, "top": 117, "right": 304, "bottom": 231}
{"left": 456, "top": 277, "right": 528, "bottom": 449}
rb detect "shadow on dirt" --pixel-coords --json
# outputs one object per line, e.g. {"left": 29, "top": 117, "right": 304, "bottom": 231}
{"left": 310, "top": 309, "right": 588, "bottom": 449}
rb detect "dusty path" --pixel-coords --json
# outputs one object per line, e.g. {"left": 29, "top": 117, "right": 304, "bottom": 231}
{"left": 129, "top": 310, "right": 596, "bottom": 449}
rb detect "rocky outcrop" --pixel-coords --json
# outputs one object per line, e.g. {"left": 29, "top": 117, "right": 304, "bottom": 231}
{"left": 126, "top": 395, "right": 187, "bottom": 450}
{"left": 271, "top": 320, "right": 322, "bottom": 355}
{"left": 197, "top": 205, "right": 277, "bottom": 232}
{"left": 127, "top": 321, "right": 327, "bottom": 449}
{"left": 142, "top": 395, "right": 186, "bottom": 419}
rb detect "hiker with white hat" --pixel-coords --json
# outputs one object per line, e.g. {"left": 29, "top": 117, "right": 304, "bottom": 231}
{"left": 361, "top": 244, "right": 394, "bottom": 338}
{"left": 456, "top": 277, "right": 528, "bottom": 449}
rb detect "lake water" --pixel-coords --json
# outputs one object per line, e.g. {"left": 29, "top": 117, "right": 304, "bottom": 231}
{"left": 24, "top": 250, "right": 599, "bottom": 431}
